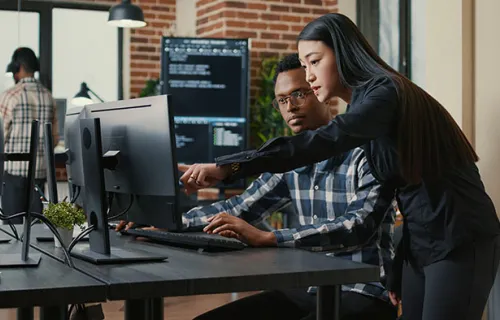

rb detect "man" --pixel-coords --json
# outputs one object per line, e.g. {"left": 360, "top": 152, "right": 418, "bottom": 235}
{"left": 119, "top": 54, "right": 397, "bottom": 320}
{"left": 0, "top": 47, "right": 58, "bottom": 223}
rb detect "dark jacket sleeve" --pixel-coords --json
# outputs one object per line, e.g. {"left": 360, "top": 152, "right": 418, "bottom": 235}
{"left": 216, "top": 77, "right": 399, "bottom": 179}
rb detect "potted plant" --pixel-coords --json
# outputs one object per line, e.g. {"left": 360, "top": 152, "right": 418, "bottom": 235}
{"left": 43, "top": 201, "right": 86, "bottom": 248}
{"left": 250, "top": 56, "right": 290, "bottom": 149}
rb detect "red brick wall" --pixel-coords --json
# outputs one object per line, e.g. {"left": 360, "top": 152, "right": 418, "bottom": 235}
{"left": 195, "top": 0, "right": 338, "bottom": 99}
{"left": 73, "top": 0, "right": 176, "bottom": 98}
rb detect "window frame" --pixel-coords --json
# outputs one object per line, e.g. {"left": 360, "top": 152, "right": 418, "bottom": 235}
{"left": 356, "top": 0, "right": 412, "bottom": 78}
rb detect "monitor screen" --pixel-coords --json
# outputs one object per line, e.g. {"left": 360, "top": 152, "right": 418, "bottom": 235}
{"left": 161, "top": 37, "right": 249, "bottom": 186}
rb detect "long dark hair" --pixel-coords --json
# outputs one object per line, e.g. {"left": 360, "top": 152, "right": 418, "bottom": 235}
{"left": 298, "top": 13, "right": 478, "bottom": 184}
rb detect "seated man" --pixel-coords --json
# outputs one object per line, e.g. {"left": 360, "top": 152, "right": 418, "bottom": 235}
{"left": 118, "top": 54, "right": 397, "bottom": 320}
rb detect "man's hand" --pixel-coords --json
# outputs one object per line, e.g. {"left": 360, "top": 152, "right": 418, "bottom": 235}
{"left": 179, "top": 163, "right": 231, "bottom": 195}
{"left": 115, "top": 220, "right": 135, "bottom": 232}
{"left": 203, "top": 213, "right": 277, "bottom": 247}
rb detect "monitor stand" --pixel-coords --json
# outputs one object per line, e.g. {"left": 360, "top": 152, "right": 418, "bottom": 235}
{"left": 73, "top": 118, "right": 167, "bottom": 265}
{"left": 0, "top": 237, "right": 11, "bottom": 244}
{"left": 0, "top": 254, "right": 41, "bottom": 267}
{"left": 0, "top": 120, "right": 42, "bottom": 267}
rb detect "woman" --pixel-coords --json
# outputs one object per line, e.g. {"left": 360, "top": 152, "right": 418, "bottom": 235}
{"left": 180, "top": 13, "right": 500, "bottom": 320}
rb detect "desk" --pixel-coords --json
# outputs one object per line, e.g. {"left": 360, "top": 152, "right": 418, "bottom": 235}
{"left": 31, "top": 225, "right": 379, "bottom": 320}
{"left": 0, "top": 238, "right": 107, "bottom": 320}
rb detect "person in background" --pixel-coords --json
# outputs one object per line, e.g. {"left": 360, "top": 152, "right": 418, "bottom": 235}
{"left": 0, "top": 47, "right": 58, "bottom": 223}
{"left": 121, "top": 53, "right": 397, "bottom": 320}
{"left": 180, "top": 13, "right": 500, "bottom": 320}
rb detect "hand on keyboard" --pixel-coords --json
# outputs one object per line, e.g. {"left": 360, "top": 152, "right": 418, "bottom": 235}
{"left": 204, "top": 213, "right": 277, "bottom": 247}
{"left": 114, "top": 221, "right": 164, "bottom": 233}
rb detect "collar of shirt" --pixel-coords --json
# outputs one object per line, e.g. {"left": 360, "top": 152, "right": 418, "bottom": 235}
{"left": 18, "top": 77, "right": 37, "bottom": 85}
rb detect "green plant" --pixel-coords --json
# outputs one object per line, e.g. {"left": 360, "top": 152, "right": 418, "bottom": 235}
{"left": 43, "top": 202, "right": 86, "bottom": 230}
{"left": 250, "top": 57, "right": 290, "bottom": 149}
{"left": 139, "top": 78, "right": 160, "bottom": 97}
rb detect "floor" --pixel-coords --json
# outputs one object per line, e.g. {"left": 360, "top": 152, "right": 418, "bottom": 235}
{"left": 0, "top": 292, "right": 257, "bottom": 319}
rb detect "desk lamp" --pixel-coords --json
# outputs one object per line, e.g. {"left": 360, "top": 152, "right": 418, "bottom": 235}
{"left": 71, "top": 82, "right": 105, "bottom": 107}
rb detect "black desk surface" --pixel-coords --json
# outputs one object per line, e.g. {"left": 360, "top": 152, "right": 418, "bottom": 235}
{"left": 0, "top": 237, "right": 107, "bottom": 309}
{"left": 31, "top": 225, "right": 379, "bottom": 301}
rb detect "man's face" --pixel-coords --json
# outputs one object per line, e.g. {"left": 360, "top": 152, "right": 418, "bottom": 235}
{"left": 274, "top": 68, "right": 331, "bottom": 134}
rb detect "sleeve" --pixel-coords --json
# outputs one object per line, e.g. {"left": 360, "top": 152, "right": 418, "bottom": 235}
{"left": 182, "top": 172, "right": 292, "bottom": 229}
{"left": 273, "top": 153, "right": 395, "bottom": 249}
{"left": 216, "top": 78, "right": 399, "bottom": 179}
{"left": 0, "top": 92, "right": 15, "bottom": 141}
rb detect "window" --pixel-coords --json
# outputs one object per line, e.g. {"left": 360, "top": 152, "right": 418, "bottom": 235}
{"left": 52, "top": 8, "right": 119, "bottom": 109}
{"left": 357, "top": 0, "right": 411, "bottom": 77}
{"left": 0, "top": 11, "right": 40, "bottom": 92}
{"left": 0, "top": 1, "right": 123, "bottom": 100}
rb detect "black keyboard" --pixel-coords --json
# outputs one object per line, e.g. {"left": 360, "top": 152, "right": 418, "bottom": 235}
{"left": 125, "top": 229, "right": 247, "bottom": 251}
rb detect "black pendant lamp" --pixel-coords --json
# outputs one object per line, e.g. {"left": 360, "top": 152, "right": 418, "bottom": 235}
{"left": 108, "top": 0, "right": 147, "bottom": 28}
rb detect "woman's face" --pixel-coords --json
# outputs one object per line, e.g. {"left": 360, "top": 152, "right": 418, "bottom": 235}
{"left": 298, "top": 40, "right": 340, "bottom": 103}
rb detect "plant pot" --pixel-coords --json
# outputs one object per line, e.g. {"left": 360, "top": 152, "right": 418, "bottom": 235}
{"left": 55, "top": 227, "right": 73, "bottom": 248}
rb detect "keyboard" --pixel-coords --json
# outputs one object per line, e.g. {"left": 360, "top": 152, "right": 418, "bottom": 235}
{"left": 124, "top": 229, "right": 247, "bottom": 252}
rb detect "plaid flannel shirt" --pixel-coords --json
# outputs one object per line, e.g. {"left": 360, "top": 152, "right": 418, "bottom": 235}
{"left": 183, "top": 148, "right": 396, "bottom": 302}
{"left": 0, "top": 78, "right": 58, "bottom": 179}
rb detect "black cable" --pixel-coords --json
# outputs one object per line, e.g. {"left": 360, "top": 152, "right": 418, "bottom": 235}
{"left": 108, "top": 194, "right": 134, "bottom": 221}
{"left": 0, "top": 211, "right": 75, "bottom": 268}
{"left": 0, "top": 208, "right": 20, "bottom": 240}
{"left": 0, "top": 226, "right": 17, "bottom": 239}
{"left": 7, "top": 220, "right": 19, "bottom": 240}
{"left": 68, "top": 224, "right": 96, "bottom": 253}
{"left": 70, "top": 186, "right": 81, "bottom": 204}
{"left": 29, "top": 213, "right": 75, "bottom": 269}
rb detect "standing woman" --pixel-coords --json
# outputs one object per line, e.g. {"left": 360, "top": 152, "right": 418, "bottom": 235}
{"left": 180, "top": 13, "right": 500, "bottom": 320}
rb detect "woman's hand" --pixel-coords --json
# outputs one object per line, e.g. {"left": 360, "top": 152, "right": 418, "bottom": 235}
{"left": 389, "top": 291, "right": 401, "bottom": 306}
{"left": 179, "top": 163, "right": 231, "bottom": 194}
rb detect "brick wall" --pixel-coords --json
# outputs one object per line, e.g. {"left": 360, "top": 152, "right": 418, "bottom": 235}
{"left": 195, "top": 0, "right": 338, "bottom": 99}
{"left": 73, "top": 0, "right": 176, "bottom": 98}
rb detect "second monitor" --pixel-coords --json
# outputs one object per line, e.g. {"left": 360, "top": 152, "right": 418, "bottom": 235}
{"left": 65, "top": 95, "right": 180, "bottom": 264}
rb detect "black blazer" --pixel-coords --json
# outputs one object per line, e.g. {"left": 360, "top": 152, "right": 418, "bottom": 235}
{"left": 217, "top": 76, "right": 500, "bottom": 270}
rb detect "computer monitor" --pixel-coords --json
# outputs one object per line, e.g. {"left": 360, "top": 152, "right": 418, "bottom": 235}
{"left": 44, "top": 122, "right": 58, "bottom": 204}
{"left": 64, "top": 95, "right": 179, "bottom": 264}
{"left": 64, "top": 106, "right": 85, "bottom": 206}
{"left": 161, "top": 37, "right": 249, "bottom": 189}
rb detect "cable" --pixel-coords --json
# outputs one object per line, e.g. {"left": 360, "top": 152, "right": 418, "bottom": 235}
{"left": 68, "top": 224, "right": 96, "bottom": 253}
{"left": 108, "top": 194, "right": 134, "bottom": 221}
{"left": 7, "top": 220, "right": 19, "bottom": 240}
{"left": 0, "top": 225, "right": 17, "bottom": 239}
{"left": 0, "top": 211, "right": 75, "bottom": 268}
{"left": 0, "top": 208, "right": 20, "bottom": 240}
{"left": 29, "top": 213, "right": 75, "bottom": 268}
{"left": 70, "top": 186, "right": 81, "bottom": 204}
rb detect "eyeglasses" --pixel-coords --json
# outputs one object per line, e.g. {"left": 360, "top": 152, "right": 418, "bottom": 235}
{"left": 272, "top": 90, "right": 314, "bottom": 110}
